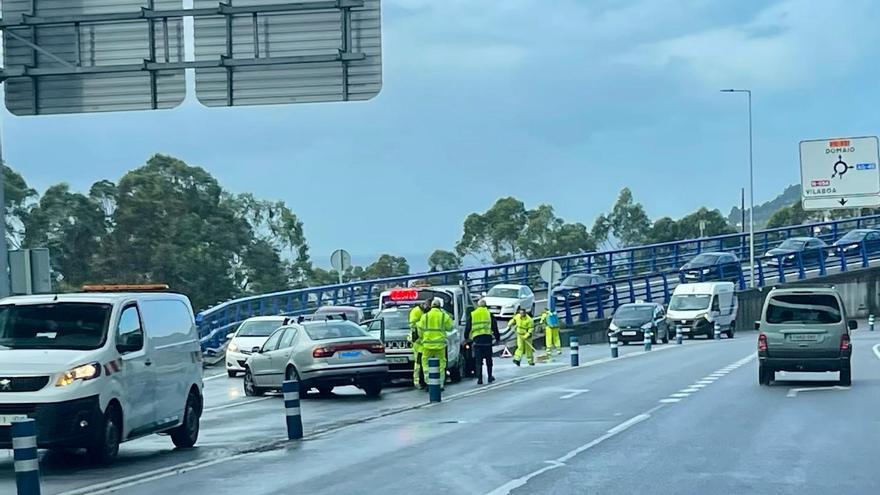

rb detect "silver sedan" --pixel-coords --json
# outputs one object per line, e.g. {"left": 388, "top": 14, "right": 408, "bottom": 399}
{"left": 243, "top": 320, "right": 389, "bottom": 398}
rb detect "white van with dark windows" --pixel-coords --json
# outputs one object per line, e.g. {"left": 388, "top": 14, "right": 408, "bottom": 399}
{"left": 0, "top": 286, "right": 203, "bottom": 464}
{"left": 666, "top": 282, "right": 737, "bottom": 339}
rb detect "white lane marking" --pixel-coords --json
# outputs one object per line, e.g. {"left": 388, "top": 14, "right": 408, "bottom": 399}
{"left": 202, "top": 396, "right": 273, "bottom": 414}
{"left": 681, "top": 388, "right": 700, "bottom": 393}
{"left": 670, "top": 393, "right": 690, "bottom": 398}
{"left": 873, "top": 343, "right": 880, "bottom": 361}
{"left": 60, "top": 339, "right": 711, "bottom": 495}
{"left": 691, "top": 384, "right": 707, "bottom": 388}
{"left": 204, "top": 372, "right": 231, "bottom": 382}
{"left": 559, "top": 389, "right": 590, "bottom": 400}
{"left": 659, "top": 398, "right": 681, "bottom": 403}
{"left": 486, "top": 411, "right": 655, "bottom": 495}
{"left": 786, "top": 386, "right": 850, "bottom": 398}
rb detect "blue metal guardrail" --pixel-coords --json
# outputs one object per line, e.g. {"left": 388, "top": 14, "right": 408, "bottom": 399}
{"left": 198, "top": 213, "right": 880, "bottom": 353}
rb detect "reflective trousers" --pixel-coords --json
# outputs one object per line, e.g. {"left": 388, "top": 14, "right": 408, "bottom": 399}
{"left": 545, "top": 327, "right": 561, "bottom": 355}
{"left": 412, "top": 342, "right": 423, "bottom": 386}
{"left": 514, "top": 334, "right": 534, "bottom": 365}
{"left": 421, "top": 347, "right": 447, "bottom": 388}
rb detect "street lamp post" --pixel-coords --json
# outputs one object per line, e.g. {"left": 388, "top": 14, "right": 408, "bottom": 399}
{"left": 721, "top": 89, "right": 755, "bottom": 287}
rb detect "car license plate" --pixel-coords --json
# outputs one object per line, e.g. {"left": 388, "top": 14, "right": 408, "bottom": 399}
{"left": 622, "top": 331, "right": 637, "bottom": 336}
{"left": 0, "top": 415, "right": 27, "bottom": 426}
{"left": 387, "top": 356, "right": 409, "bottom": 364}
{"left": 789, "top": 334, "right": 819, "bottom": 342}
{"left": 681, "top": 328, "right": 691, "bottom": 333}
{"left": 339, "top": 351, "right": 362, "bottom": 358}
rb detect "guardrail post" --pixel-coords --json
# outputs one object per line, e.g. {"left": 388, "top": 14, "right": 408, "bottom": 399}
{"left": 796, "top": 252, "right": 806, "bottom": 280}
{"left": 609, "top": 333, "right": 619, "bottom": 358}
{"left": 676, "top": 325, "right": 683, "bottom": 345}
{"left": 839, "top": 249, "right": 848, "bottom": 272}
{"left": 662, "top": 274, "right": 670, "bottom": 303}
{"left": 428, "top": 357, "right": 442, "bottom": 402}
{"left": 643, "top": 328, "right": 652, "bottom": 351}
{"left": 644, "top": 276, "right": 652, "bottom": 302}
{"left": 869, "top": 314, "right": 875, "bottom": 332}
{"left": 282, "top": 380, "right": 304, "bottom": 440}
{"left": 861, "top": 241, "right": 869, "bottom": 268}
{"left": 570, "top": 336, "right": 579, "bottom": 366}
{"left": 818, "top": 248, "right": 827, "bottom": 276}
{"left": 563, "top": 295, "right": 573, "bottom": 326}
{"left": 12, "top": 418, "right": 41, "bottom": 495}
{"left": 713, "top": 322, "right": 721, "bottom": 340}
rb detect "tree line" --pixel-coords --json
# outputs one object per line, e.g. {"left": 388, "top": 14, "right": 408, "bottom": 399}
{"left": 7, "top": 154, "right": 824, "bottom": 311}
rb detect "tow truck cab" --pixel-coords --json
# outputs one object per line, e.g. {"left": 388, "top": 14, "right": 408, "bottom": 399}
{"left": 364, "top": 286, "right": 475, "bottom": 382}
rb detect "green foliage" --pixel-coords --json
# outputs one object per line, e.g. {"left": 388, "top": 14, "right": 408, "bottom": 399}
{"left": 592, "top": 188, "right": 651, "bottom": 248}
{"left": 364, "top": 254, "right": 410, "bottom": 279}
{"left": 428, "top": 250, "right": 461, "bottom": 271}
{"left": 3, "top": 165, "right": 37, "bottom": 247}
{"left": 765, "top": 200, "right": 810, "bottom": 229}
{"left": 456, "top": 198, "right": 594, "bottom": 263}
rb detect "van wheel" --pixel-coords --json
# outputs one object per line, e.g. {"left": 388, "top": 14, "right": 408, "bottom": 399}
{"left": 758, "top": 364, "right": 772, "bottom": 386}
{"left": 170, "top": 392, "right": 201, "bottom": 449}
{"left": 286, "top": 367, "right": 308, "bottom": 399}
{"left": 243, "top": 368, "right": 264, "bottom": 397}
{"left": 88, "top": 405, "right": 121, "bottom": 465}
{"left": 840, "top": 368, "right": 852, "bottom": 386}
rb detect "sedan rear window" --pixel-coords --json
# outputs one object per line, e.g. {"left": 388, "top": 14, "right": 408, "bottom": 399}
{"left": 305, "top": 322, "right": 369, "bottom": 340}
{"left": 765, "top": 294, "right": 842, "bottom": 324}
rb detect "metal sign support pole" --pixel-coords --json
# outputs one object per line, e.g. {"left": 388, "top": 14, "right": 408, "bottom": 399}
{"left": 0, "top": 119, "right": 9, "bottom": 298}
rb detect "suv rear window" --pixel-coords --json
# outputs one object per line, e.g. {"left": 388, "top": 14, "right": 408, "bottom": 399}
{"left": 305, "top": 322, "right": 369, "bottom": 340}
{"left": 765, "top": 294, "right": 842, "bottom": 324}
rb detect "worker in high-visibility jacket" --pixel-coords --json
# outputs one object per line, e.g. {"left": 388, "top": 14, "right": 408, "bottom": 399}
{"left": 408, "top": 300, "right": 431, "bottom": 389}
{"left": 466, "top": 299, "right": 501, "bottom": 384}
{"left": 509, "top": 307, "right": 534, "bottom": 366}
{"left": 417, "top": 298, "right": 454, "bottom": 390}
{"left": 540, "top": 307, "right": 562, "bottom": 357}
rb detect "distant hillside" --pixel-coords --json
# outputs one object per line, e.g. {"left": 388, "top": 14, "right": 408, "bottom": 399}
{"left": 727, "top": 184, "right": 801, "bottom": 229}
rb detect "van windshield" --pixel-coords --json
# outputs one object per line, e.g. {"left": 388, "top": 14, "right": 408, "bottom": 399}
{"left": 668, "top": 294, "right": 711, "bottom": 311}
{"left": 765, "top": 294, "right": 842, "bottom": 324}
{"left": 0, "top": 303, "right": 112, "bottom": 350}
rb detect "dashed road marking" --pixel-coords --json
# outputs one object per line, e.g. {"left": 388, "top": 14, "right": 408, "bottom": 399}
{"left": 559, "top": 389, "right": 590, "bottom": 400}
{"left": 786, "top": 386, "right": 850, "bottom": 398}
{"left": 658, "top": 354, "right": 755, "bottom": 405}
{"left": 873, "top": 343, "right": 880, "bottom": 361}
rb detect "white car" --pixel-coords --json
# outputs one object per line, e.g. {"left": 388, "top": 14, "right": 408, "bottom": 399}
{"left": 225, "top": 316, "right": 288, "bottom": 377}
{"left": 483, "top": 284, "right": 535, "bottom": 318}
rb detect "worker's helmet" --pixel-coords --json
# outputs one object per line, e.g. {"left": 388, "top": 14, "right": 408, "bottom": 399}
{"left": 432, "top": 297, "right": 444, "bottom": 308}
{"left": 477, "top": 298, "right": 487, "bottom": 307}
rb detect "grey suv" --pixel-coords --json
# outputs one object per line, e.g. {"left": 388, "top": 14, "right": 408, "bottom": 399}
{"left": 756, "top": 286, "right": 855, "bottom": 386}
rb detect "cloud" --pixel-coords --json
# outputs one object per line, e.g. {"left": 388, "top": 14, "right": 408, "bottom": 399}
{"left": 619, "top": 0, "right": 880, "bottom": 91}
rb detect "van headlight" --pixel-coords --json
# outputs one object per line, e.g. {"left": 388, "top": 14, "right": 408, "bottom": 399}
{"left": 641, "top": 322, "right": 653, "bottom": 330}
{"left": 56, "top": 363, "right": 101, "bottom": 387}
{"left": 228, "top": 342, "right": 239, "bottom": 353}
{"left": 609, "top": 322, "right": 619, "bottom": 331}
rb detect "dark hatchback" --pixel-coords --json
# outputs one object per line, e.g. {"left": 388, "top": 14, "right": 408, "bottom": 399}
{"left": 830, "top": 229, "right": 880, "bottom": 259}
{"left": 679, "top": 252, "right": 741, "bottom": 283}
{"left": 763, "top": 237, "right": 827, "bottom": 267}
{"left": 609, "top": 303, "right": 670, "bottom": 344}
{"left": 552, "top": 273, "right": 612, "bottom": 305}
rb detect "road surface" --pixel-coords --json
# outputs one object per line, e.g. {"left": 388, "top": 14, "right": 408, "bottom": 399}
{"left": 8, "top": 324, "right": 875, "bottom": 495}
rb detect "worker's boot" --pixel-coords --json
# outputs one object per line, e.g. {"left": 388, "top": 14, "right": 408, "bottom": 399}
{"left": 488, "top": 374, "right": 496, "bottom": 383}
{"left": 477, "top": 374, "right": 483, "bottom": 385}
{"left": 513, "top": 359, "right": 521, "bottom": 367}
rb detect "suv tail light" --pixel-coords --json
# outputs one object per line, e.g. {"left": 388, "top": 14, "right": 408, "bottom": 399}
{"left": 313, "top": 346, "right": 335, "bottom": 358}
{"left": 840, "top": 333, "right": 851, "bottom": 352}
{"left": 758, "top": 333, "right": 768, "bottom": 352}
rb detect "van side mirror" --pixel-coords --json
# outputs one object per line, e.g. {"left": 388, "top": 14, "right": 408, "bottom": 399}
{"left": 754, "top": 321, "right": 760, "bottom": 330}
{"left": 226, "top": 332, "right": 235, "bottom": 341}
{"left": 848, "top": 320, "right": 858, "bottom": 330}
{"left": 116, "top": 332, "right": 143, "bottom": 354}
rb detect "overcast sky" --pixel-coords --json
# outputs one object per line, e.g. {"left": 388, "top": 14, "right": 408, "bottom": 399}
{"left": 5, "top": 0, "right": 880, "bottom": 266}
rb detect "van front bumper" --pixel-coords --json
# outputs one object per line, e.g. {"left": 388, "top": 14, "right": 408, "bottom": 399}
{"left": 0, "top": 395, "right": 101, "bottom": 448}
{"left": 760, "top": 356, "right": 850, "bottom": 373}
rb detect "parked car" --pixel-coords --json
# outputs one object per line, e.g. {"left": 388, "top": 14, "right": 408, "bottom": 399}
{"left": 312, "top": 305, "right": 365, "bottom": 324}
{"left": 609, "top": 302, "right": 670, "bottom": 344}
{"left": 243, "top": 319, "right": 388, "bottom": 398}
{"left": 830, "top": 229, "right": 880, "bottom": 258}
{"left": 756, "top": 285, "right": 854, "bottom": 386}
{"left": 483, "top": 284, "right": 535, "bottom": 318}
{"left": 226, "top": 316, "right": 288, "bottom": 377}
{"left": 666, "top": 282, "right": 737, "bottom": 339}
{"left": 763, "top": 237, "right": 827, "bottom": 268}
{"left": 552, "top": 273, "right": 611, "bottom": 305}
{"left": 679, "top": 252, "right": 741, "bottom": 283}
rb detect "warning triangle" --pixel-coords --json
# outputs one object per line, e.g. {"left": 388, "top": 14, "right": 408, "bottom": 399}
{"left": 500, "top": 346, "right": 513, "bottom": 358}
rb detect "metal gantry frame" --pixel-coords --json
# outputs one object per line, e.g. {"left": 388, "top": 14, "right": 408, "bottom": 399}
{"left": 0, "top": 1, "right": 368, "bottom": 107}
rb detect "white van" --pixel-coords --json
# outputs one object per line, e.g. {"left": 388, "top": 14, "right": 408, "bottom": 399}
{"left": 666, "top": 282, "right": 737, "bottom": 339}
{"left": 0, "top": 287, "right": 203, "bottom": 464}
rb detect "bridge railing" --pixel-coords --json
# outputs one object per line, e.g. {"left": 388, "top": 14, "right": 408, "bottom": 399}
{"left": 198, "top": 214, "right": 880, "bottom": 352}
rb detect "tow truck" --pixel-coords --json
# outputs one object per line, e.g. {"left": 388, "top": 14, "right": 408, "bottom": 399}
{"left": 362, "top": 285, "right": 475, "bottom": 383}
